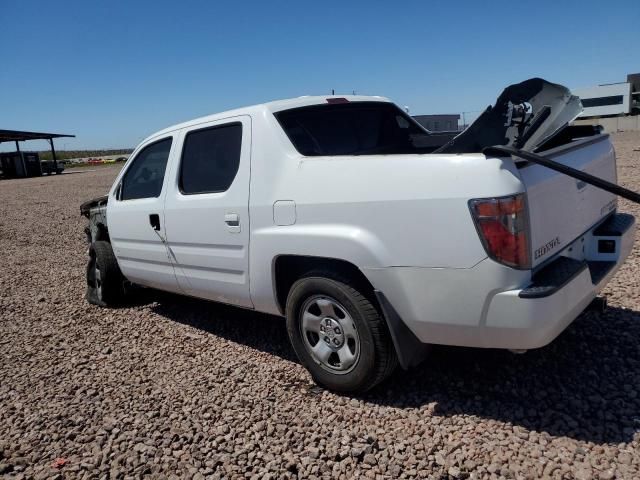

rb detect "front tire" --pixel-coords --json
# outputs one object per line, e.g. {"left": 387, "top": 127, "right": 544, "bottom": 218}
{"left": 285, "top": 273, "right": 397, "bottom": 393}
{"left": 86, "top": 241, "right": 126, "bottom": 307}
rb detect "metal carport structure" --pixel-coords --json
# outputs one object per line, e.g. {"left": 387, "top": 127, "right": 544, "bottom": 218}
{"left": 0, "top": 129, "right": 75, "bottom": 178}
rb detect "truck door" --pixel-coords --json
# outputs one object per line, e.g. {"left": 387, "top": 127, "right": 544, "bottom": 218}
{"left": 163, "top": 115, "right": 253, "bottom": 308}
{"left": 106, "top": 136, "right": 181, "bottom": 293}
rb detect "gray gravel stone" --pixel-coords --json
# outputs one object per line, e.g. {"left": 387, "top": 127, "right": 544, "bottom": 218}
{"left": 0, "top": 134, "right": 639, "bottom": 478}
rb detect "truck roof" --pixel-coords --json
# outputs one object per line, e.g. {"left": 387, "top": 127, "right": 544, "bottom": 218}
{"left": 147, "top": 95, "right": 391, "bottom": 143}
{"left": 264, "top": 94, "right": 390, "bottom": 112}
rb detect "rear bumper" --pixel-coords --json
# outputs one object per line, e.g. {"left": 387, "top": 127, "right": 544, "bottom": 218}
{"left": 366, "top": 213, "right": 636, "bottom": 350}
{"left": 484, "top": 261, "right": 621, "bottom": 349}
{"left": 487, "top": 212, "right": 635, "bottom": 349}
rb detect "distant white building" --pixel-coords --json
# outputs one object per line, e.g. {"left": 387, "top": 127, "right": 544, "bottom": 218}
{"left": 574, "top": 73, "right": 640, "bottom": 119}
{"left": 412, "top": 114, "right": 461, "bottom": 132}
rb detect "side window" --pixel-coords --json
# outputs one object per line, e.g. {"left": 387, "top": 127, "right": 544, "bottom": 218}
{"left": 180, "top": 123, "right": 242, "bottom": 195}
{"left": 120, "top": 138, "right": 172, "bottom": 200}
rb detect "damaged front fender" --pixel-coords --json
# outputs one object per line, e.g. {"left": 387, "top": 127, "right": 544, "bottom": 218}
{"left": 80, "top": 195, "right": 109, "bottom": 243}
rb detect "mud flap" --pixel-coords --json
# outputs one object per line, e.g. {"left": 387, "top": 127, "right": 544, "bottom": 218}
{"left": 374, "top": 290, "right": 430, "bottom": 369}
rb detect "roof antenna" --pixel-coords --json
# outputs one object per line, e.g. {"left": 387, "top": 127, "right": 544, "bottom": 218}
{"left": 331, "top": 89, "right": 335, "bottom": 95}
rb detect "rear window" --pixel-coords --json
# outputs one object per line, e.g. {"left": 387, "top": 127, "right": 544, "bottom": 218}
{"left": 274, "top": 102, "right": 432, "bottom": 156}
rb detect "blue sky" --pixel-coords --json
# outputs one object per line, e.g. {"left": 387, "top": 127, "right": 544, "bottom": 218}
{"left": 2, "top": 0, "right": 638, "bottom": 150}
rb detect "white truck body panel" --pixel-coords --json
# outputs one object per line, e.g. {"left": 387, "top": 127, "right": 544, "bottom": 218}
{"left": 367, "top": 219, "right": 635, "bottom": 349}
{"left": 101, "top": 95, "right": 635, "bottom": 353}
{"left": 107, "top": 141, "right": 180, "bottom": 293}
{"left": 521, "top": 137, "right": 617, "bottom": 267}
{"left": 163, "top": 115, "right": 253, "bottom": 308}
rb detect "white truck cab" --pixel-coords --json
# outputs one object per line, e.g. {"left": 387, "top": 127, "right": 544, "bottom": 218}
{"left": 81, "top": 80, "right": 636, "bottom": 392}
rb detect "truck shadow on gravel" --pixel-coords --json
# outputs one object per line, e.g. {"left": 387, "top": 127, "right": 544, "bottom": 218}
{"left": 147, "top": 291, "right": 639, "bottom": 444}
{"left": 145, "top": 291, "right": 300, "bottom": 362}
{"left": 374, "top": 306, "right": 640, "bottom": 445}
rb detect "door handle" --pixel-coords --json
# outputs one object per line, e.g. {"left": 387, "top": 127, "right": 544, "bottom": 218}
{"left": 224, "top": 213, "right": 240, "bottom": 226}
{"left": 224, "top": 213, "right": 241, "bottom": 233}
{"left": 149, "top": 213, "right": 161, "bottom": 231}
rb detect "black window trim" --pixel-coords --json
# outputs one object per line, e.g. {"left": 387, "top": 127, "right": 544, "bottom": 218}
{"left": 117, "top": 136, "right": 173, "bottom": 201}
{"left": 178, "top": 121, "right": 243, "bottom": 196}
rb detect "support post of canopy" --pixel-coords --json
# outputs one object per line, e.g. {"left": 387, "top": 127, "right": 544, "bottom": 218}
{"left": 15, "top": 140, "right": 27, "bottom": 178}
{"left": 49, "top": 138, "right": 58, "bottom": 172}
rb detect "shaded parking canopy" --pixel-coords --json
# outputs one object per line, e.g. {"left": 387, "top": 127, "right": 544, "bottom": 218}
{"left": 0, "top": 129, "right": 75, "bottom": 143}
{"left": 0, "top": 129, "right": 75, "bottom": 177}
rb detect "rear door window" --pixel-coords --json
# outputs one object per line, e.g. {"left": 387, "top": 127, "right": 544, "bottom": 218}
{"left": 179, "top": 123, "right": 242, "bottom": 195}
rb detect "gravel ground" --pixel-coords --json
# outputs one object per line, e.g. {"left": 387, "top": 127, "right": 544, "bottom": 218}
{"left": 1, "top": 133, "right": 639, "bottom": 480}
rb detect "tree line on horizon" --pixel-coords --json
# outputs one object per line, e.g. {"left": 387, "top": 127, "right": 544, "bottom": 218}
{"left": 37, "top": 148, "right": 133, "bottom": 161}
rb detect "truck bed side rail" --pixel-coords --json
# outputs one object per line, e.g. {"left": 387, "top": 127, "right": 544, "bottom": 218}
{"left": 483, "top": 145, "right": 640, "bottom": 205}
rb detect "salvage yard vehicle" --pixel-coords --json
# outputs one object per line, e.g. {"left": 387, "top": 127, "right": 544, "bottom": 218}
{"left": 41, "top": 159, "right": 64, "bottom": 175}
{"left": 0, "top": 152, "right": 64, "bottom": 177}
{"left": 81, "top": 79, "right": 637, "bottom": 392}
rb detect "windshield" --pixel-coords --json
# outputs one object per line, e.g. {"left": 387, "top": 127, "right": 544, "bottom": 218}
{"left": 274, "top": 101, "right": 434, "bottom": 156}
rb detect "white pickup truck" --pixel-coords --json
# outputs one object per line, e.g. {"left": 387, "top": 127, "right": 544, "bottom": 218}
{"left": 81, "top": 79, "right": 636, "bottom": 392}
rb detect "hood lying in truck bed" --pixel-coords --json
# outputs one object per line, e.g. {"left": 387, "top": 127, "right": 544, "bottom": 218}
{"left": 436, "top": 78, "right": 583, "bottom": 154}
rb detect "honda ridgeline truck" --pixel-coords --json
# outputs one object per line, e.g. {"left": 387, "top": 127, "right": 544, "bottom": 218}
{"left": 81, "top": 79, "right": 636, "bottom": 392}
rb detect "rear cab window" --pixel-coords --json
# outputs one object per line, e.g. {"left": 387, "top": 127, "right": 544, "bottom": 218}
{"left": 274, "top": 101, "right": 433, "bottom": 156}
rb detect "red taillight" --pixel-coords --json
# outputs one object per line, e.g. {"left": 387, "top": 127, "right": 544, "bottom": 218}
{"left": 470, "top": 194, "right": 530, "bottom": 269}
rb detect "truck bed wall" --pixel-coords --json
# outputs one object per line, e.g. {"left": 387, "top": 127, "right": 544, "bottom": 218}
{"left": 247, "top": 113, "right": 526, "bottom": 315}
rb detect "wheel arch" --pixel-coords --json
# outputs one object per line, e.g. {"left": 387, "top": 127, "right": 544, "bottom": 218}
{"left": 272, "top": 255, "right": 376, "bottom": 316}
{"left": 272, "top": 254, "right": 429, "bottom": 370}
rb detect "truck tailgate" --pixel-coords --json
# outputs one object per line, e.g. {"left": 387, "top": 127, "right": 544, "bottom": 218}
{"left": 520, "top": 136, "right": 617, "bottom": 267}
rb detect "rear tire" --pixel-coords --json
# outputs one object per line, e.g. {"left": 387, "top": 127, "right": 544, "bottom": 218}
{"left": 285, "top": 272, "right": 397, "bottom": 393}
{"left": 86, "top": 241, "right": 126, "bottom": 307}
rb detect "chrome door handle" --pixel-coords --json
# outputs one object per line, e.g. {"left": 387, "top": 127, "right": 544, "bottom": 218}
{"left": 225, "top": 213, "right": 241, "bottom": 233}
{"left": 224, "top": 213, "right": 239, "bottom": 226}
